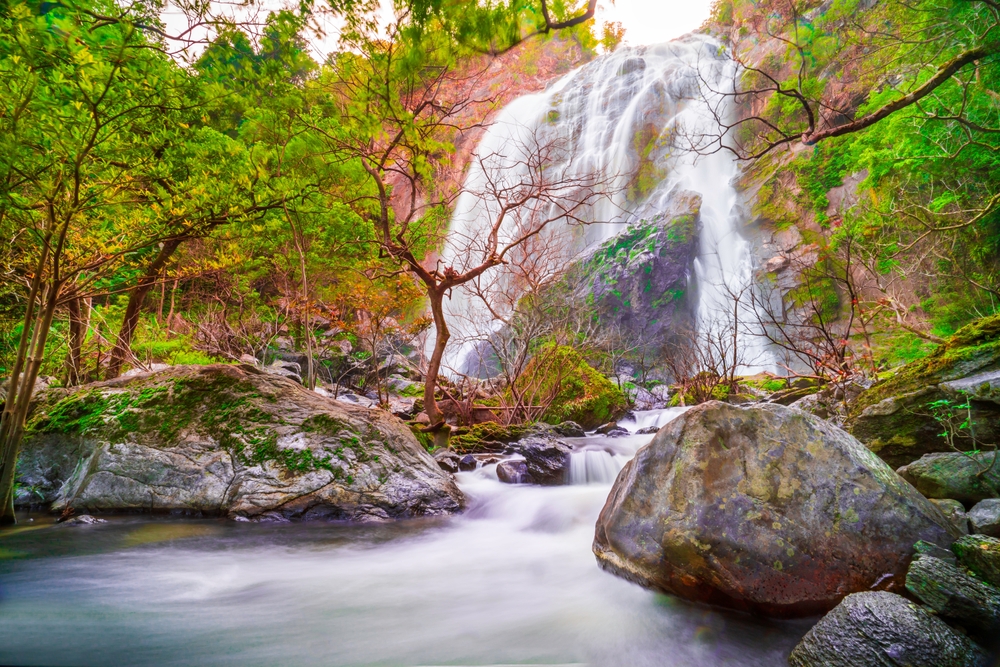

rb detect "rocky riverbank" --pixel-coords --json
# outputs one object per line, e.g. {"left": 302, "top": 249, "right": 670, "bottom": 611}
{"left": 15, "top": 364, "right": 462, "bottom": 522}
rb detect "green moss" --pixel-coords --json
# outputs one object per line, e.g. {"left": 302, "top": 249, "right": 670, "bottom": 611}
{"left": 851, "top": 314, "right": 1000, "bottom": 417}
{"left": 516, "top": 345, "right": 627, "bottom": 429}
{"left": 449, "top": 421, "right": 529, "bottom": 453}
{"left": 409, "top": 425, "right": 435, "bottom": 452}
{"left": 711, "top": 384, "right": 731, "bottom": 401}
{"left": 399, "top": 382, "right": 424, "bottom": 398}
{"left": 23, "top": 367, "right": 357, "bottom": 476}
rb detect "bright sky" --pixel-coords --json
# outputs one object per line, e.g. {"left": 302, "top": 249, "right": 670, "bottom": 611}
{"left": 595, "top": 0, "right": 716, "bottom": 46}
{"left": 162, "top": 0, "right": 717, "bottom": 61}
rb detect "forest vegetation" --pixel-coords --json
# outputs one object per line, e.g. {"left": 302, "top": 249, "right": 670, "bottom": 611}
{"left": 1, "top": 0, "right": 998, "bottom": 523}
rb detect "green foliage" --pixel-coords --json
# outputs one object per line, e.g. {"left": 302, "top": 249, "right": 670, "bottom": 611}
{"left": 450, "top": 421, "right": 529, "bottom": 453}
{"left": 519, "top": 344, "right": 626, "bottom": 428}
{"left": 852, "top": 313, "right": 1000, "bottom": 416}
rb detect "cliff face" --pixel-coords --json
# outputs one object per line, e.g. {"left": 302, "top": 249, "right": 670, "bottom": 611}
{"left": 703, "top": 4, "right": 876, "bottom": 333}
{"left": 389, "top": 34, "right": 593, "bottom": 222}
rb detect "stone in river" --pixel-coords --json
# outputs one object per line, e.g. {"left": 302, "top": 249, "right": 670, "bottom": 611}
{"left": 593, "top": 401, "right": 959, "bottom": 617}
{"left": 789, "top": 591, "right": 989, "bottom": 667}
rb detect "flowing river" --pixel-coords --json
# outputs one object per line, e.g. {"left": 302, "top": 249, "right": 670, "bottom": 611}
{"left": 0, "top": 422, "right": 810, "bottom": 667}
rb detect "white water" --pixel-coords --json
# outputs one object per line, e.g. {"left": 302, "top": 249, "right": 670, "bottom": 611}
{"left": 619, "top": 406, "right": 690, "bottom": 432}
{"left": 436, "top": 35, "right": 775, "bottom": 375}
{"left": 0, "top": 429, "right": 807, "bottom": 667}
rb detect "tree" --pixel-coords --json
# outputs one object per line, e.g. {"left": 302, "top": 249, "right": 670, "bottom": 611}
{"left": 697, "top": 0, "right": 1000, "bottom": 339}
{"left": 0, "top": 0, "right": 283, "bottom": 522}
{"left": 324, "top": 8, "right": 609, "bottom": 446}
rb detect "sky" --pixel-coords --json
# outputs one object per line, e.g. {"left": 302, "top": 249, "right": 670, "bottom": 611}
{"left": 161, "top": 0, "right": 718, "bottom": 61}
{"left": 595, "top": 0, "right": 716, "bottom": 46}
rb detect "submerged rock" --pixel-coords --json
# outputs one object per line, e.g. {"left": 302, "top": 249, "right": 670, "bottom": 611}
{"left": 16, "top": 365, "right": 463, "bottom": 522}
{"left": 496, "top": 460, "right": 531, "bottom": 484}
{"left": 60, "top": 514, "right": 106, "bottom": 526}
{"left": 788, "top": 591, "right": 990, "bottom": 667}
{"left": 593, "top": 401, "right": 959, "bottom": 617}
{"left": 898, "top": 452, "right": 1000, "bottom": 504}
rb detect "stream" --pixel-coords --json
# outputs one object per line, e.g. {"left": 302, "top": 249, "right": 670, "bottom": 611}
{"left": 0, "top": 425, "right": 810, "bottom": 667}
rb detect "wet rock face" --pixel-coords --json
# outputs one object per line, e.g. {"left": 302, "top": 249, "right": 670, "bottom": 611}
{"left": 788, "top": 591, "right": 990, "bottom": 667}
{"left": 547, "top": 199, "right": 702, "bottom": 359}
{"left": 593, "top": 401, "right": 959, "bottom": 617}
{"left": 517, "top": 437, "right": 572, "bottom": 486}
{"left": 16, "top": 365, "right": 463, "bottom": 522}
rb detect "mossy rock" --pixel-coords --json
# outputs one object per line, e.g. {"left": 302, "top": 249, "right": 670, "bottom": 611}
{"left": 516, "top": 345, "right": 627, "bottom": 430}
{"left": 449, "top": 422, "right": 530, "bottom": 454}
{"left": 15, "top": 365, "right": 462, "bottom": 521}
{"left": 847, "top": 314, "right": 1000, "bottom": 468}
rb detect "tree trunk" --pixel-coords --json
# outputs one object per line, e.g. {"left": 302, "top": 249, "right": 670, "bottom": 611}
{"left": 106, "top": 238, "right": 183, "bottom": 379}
{"left": 424, "top": 290, "right": 450, "bottom": 450}
{"left": 0, "top": 282, "right": 61, "bottom": 524}
{"left": 63, "top": 289, "right": 90, "bottom": 387}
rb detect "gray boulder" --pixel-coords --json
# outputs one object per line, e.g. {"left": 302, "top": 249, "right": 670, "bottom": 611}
{"left": 16, "top": 365, "right": 463, "bottom": 522}
{"left": 906, "top": 555, "right": 1000, "bottom": 633}
{"left": 897, "top": 452, "right": 1000, "bottom": 504}
{"left": 788, "top": 591, "right": 990, "bottom": 667}
{"left": 593, "top": 401, "right": 960, "bottom": 617}
{"left": 968, "top": 499, "right": 1000, "bottom": 537}
{"left": 496, "top": 460, "right": 531, "bottom": 484}
{"left": 519, "top": 437, "right": 572, "bottom": 485}
{"left": 552, "top": 421, "right": 586, "bottom": 438}
{"left": 930, "top": 499, "right": 971, "bottom": 535}
{"left": 433, "top": 450, "right": 461, "bottom": 474}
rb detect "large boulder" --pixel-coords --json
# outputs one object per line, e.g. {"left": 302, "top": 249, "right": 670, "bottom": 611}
{"left": 788, "top": 591, "right": 990, "bottom": 667}
{"left": 593, "top": 401, "right": 960, "bottom": 617}
{"left": 847, "top": 315, "right": 1000, "bottom": 468}
{"left": 898, "top": 452, "right": 1000, "bottom": 504}
{"left": 15, "top": 365, "right": 463, "bottom": 521}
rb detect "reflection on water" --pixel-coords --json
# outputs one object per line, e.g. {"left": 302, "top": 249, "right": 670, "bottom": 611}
{"left": 0, "top": 436, "right": 809, "bottom": 667}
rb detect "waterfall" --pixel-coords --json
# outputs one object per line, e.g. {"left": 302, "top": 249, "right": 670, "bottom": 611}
{"left": 437, "top": 34, "right": 775, "bottom": 375}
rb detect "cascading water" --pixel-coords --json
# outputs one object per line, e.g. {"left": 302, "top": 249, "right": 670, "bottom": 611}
{"left": 437, "top": 34, "right": 775, "bottom": 375}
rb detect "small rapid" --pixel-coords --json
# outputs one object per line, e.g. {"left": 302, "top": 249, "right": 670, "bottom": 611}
{"left": 0, "top": 416, "right": 808, "bottom": 667}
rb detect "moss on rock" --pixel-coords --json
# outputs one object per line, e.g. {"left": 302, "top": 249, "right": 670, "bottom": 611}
{"left": 847, "top": 314, "right": 1000, "bottom": 468}
{"left": 16, "top": 364, "right": 463, "bottom": 520}
{"left": 517, "top": 345, "right": 626, "bottom": 429}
